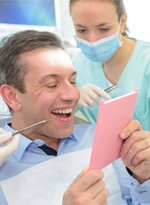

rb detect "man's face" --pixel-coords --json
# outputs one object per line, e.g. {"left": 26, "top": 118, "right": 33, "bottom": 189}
{"left": 17, "top": 48, "right": 80, "bottom": 140}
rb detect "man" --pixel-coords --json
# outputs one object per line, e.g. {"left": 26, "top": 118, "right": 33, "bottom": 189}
{"left": 0, "top": 30, "right": 150, "bottom": 205}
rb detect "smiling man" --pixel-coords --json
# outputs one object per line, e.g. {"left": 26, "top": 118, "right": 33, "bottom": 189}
{"left": 0, "top": 30, "right": 109, "bottom": 205}
{"left": 0, "top": 30, "right": 150, "bottom": 205}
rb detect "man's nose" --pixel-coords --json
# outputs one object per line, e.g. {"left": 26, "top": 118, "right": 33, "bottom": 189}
{"left": 60, "top": 84, "right": 79, "bottom": 101}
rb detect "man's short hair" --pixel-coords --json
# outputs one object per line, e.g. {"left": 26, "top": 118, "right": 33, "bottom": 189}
{"left": 0, "top": 30, "right": 64, "bottom": 93}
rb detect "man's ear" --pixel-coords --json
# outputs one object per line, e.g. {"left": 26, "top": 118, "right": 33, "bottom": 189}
{"left": 0, "top": 84, "right": 22, "bottom": 111}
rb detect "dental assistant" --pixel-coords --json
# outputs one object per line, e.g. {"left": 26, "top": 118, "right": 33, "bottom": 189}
{"left": 70, "top": 0, "right": 150, "bottom": 128}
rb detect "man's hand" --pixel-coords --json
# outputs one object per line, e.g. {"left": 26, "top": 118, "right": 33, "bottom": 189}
{"left": 62, "top": 169, "right": 109, "bottom": 205}
{"left": 79, "top": 84, "right": 111, "bottom": 108}
{"left": 0, "top": 128, "right": 20, "bottom": 166}
{"left": 120, "top": 120, "right": 150, "bottom": 183}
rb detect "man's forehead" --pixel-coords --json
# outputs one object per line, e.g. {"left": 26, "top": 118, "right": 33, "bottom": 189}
{"left": 22, "top": 48, "right": 73, "bottom": 67}
{"left": 21, "top": 48, "right": 69, "bottom": 59}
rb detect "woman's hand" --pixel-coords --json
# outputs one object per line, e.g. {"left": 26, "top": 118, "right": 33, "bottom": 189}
{"left": 79, "top": 84, "right": 111, "bottom": 108}
{"left": 0, "top": 128, "right": 20, "bottom": 166}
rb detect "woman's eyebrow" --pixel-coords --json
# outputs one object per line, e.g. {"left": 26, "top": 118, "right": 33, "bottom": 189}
{"left": 75, "top": 24, "right": 86, "bottom": 28}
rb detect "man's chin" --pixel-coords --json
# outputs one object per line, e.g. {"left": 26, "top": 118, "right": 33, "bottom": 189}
{"left": 59, "top": 126, "right": 74, "bottom": 139}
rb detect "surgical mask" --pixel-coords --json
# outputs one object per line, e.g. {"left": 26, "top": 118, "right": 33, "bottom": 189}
{"left": 74, "top": 23, "right": 122, "bottom": 62}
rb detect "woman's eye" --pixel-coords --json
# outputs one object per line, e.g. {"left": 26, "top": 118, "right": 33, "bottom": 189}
{"left": 99, "top": 27, "right": 110, "bottom": 33}
{"left": 76, "top": 28, "right": 87, "bottom": 34}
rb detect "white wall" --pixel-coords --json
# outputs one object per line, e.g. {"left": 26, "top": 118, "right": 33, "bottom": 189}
{"left": 58, "top": 0, "right": 74, "bottom": 42}
{"left": 59, "top": 0, "right": 150, "bottom": 43}
{"left": 124, "top": 0, "right": 150, "bottom": 42}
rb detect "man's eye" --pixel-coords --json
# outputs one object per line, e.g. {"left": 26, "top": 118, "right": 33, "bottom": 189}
{"left": 46, "top": 84, "right": 57, "bottom": 88}
{"left": 70, "top": 81, "right": 77, "bottom": 85}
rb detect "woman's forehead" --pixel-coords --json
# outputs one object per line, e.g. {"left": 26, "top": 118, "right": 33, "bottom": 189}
{"left": 71, "top": 1, "right": 118, "bottom": 25}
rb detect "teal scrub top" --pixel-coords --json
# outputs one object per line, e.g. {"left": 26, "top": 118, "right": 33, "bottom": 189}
{"left": 73, "top": 40, "right": 150, "bottom": 130}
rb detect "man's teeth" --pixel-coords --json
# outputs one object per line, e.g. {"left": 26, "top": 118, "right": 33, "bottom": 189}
{"left": 52, "top": 108, "right": 72, "bottom": 114}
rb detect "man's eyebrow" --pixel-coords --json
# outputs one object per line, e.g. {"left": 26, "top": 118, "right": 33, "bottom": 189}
{"left": 70, "top": 71, "right": 77, "bottom": 77}
{"left": 39, "top": 71, "right": 77, "bottom": 84}
{"left": 39, "top": 74, "right": 58, "bottom": 84}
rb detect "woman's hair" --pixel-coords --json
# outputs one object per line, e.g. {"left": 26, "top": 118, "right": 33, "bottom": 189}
{"left": 70, "top": 0, "right": 129, "bottom": 36}
{"left": 0, "top": 30, "right": 64, "bottom": 93}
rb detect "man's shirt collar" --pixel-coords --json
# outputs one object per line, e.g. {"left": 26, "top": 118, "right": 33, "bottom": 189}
{"left": 4, "top": 123, "right": 33, "bottom": 161}
{"left": 4, "top": 123, "right": 78, "bottom": 161}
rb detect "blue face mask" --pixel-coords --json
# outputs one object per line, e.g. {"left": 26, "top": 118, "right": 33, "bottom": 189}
{"left": 74, "top": 28, "right": 122, "bottom": 62}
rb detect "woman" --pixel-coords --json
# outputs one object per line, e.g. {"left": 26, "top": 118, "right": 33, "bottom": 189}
{"left": 70, "top": 0, "right": 150, "bottom": 127}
